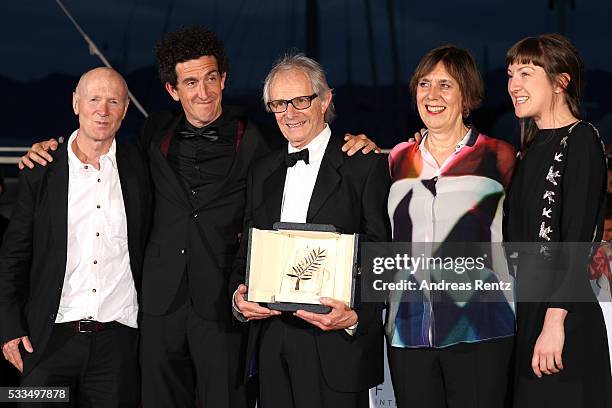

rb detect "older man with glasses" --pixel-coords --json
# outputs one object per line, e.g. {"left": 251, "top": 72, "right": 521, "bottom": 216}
{"left": 230, "top": 53, "right": 390, "bottom": 408}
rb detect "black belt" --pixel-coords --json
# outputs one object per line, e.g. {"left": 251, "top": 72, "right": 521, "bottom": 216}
{"left": 57, "top": 320, "right": 124, "bottom": 333}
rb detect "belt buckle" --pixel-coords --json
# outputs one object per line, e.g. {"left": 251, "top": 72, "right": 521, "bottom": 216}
{"left": 76, "top": 320, "right": 99, "bottom": 333}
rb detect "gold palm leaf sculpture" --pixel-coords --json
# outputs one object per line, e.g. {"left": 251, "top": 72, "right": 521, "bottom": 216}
{"left": 286, "top": 247, "right": 327, "bottom": 290}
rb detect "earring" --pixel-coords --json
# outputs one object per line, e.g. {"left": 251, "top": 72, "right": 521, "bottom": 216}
{"left": 555, "top": 90, "right": 561, "bottom": 94}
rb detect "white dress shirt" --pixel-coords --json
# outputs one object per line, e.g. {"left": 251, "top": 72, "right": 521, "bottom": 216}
{"left": 55, "top": 130, "right": 138, "bottom": 328}
{"left": 279, "top": 125, "right": 358, "bottom": 333}
{"left": 280, "top": 125, "right": 331, "bottom": 222}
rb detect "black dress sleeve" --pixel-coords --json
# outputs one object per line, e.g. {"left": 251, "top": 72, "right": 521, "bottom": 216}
{"left": 549, "top": 123, "right": 606, "bottom": 310}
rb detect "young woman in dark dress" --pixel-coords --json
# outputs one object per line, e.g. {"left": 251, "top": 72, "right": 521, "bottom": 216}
{"left": 506, "top": 34, "right": 611, "bottom": 407}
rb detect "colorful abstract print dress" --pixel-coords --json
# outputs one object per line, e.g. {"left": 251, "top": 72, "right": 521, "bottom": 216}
{"left": 386, "top": 128, "right": 517, "bottom": 348}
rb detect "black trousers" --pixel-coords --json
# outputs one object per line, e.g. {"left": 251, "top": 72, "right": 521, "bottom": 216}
{"left": 20, "top": 323, "right": 140, "bottom": 408}
{"left": 140, "top": 301, "right": 251, "bottom": 408}
{"left": 258, "top": 316, "right": 369, "bottom": 408}
{"left": 1, "top": 357, "right": 21, "bottom": 408}
{"left": 388, "top": 336, "right": 514, "bottom": 408}
{"left": 1, "top": 359, "right": 20, "bottom": 385}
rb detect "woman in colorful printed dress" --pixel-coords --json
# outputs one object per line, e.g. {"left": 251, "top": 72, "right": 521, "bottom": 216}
{"left": 505, "top": 34, "right": 611, "bottom": 407}
{"left": 386, "top": 45, "right": 517, "bottom": 407}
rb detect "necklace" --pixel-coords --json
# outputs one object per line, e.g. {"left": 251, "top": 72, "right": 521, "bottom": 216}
{"left": 426, "top": 126, "right": 468, "bottom": 153}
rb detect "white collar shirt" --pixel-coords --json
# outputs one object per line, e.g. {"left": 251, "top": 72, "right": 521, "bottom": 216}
{"left": 418, "top": 130, "right": 471, "bottom": 176}
{"left": 280, "top": 124, "right": 331, "bottom": 223}
{"left": 409, "top": 129, "right": 472, "bottom": 242}
{"left": 56, "top": 129, "right": 138, "bottom": 328}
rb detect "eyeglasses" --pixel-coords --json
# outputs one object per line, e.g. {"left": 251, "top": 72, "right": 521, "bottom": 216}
{"left": 267, "top": 93, "right": 318, "bottom": 113}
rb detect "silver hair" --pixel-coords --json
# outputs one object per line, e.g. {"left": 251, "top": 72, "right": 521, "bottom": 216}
{"left": 262, "top": 53, "right": 335, "bottom": 123}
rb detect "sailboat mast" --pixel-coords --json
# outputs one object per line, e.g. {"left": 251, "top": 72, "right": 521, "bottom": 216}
{"left": 55, "top": 0, "right": 149, "bottom": 118}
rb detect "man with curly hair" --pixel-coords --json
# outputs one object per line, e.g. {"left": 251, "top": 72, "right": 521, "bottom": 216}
{"left": 137, "top": 26, "right": 267, "bottom": 408}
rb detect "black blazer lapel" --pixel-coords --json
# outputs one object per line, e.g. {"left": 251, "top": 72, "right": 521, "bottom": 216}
{"left": 306, "top": 136, "right": 343, "bottom": 222}
{"left": 47, "top": 142, "right": 69, "bottom": 278}
{"left": 116, "top": 143, "right": 140, "bottom": 282}
{"left": 263, "top": 152, "right": 287, "bottom": 226}
{"left": 150, "top": 115, "right": 191, "bottom": 208}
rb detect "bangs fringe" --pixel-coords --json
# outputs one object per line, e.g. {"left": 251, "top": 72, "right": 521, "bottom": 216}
{"left": 505, "top": 37, "right": 545, "bottom": 67}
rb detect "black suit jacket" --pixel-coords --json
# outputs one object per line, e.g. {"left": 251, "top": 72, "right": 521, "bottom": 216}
{"left": 231, "top": 134, "right": 391, "bottom": 392}
{"left": 139, "top": 108, "right": 269, "bottom": 321}
{"left": 0, "top": 138, "right": 151, "bottom": 376}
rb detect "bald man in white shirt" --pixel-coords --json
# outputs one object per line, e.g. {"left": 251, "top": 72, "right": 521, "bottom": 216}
{"left": 0, "top": 67, "right": 151, "bottom": 406}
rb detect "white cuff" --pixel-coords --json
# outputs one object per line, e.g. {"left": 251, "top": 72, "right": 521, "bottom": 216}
{"left": 232, "top": 289, "right": 248, "bottom": 323}
{"left": 345, "top": 321, "right": 358, "bottom": 336}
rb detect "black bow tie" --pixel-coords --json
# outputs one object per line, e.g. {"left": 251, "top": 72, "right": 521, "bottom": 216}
{"left": 285, "top": 149, "right": 309, "bottom": 167}
{"left": 178, "top": 124, "right": 219, "bottom": 141}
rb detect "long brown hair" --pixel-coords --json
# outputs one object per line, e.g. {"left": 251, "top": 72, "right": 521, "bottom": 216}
{"left": 506, "top": 34, "right": 584, "bottom": 152}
